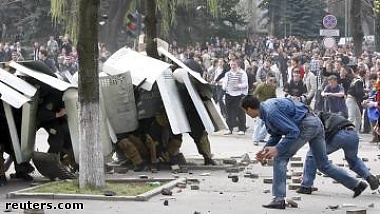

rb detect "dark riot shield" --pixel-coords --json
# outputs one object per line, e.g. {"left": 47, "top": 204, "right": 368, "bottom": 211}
{"left": 32, "top": 152, "right": 77, "bottom": 180}
{"left": 156, "top": 69, "right": 191, "bottom": 134}
{"left": 135, "top": 85, "right": 162, "bottom": 119}
{"left": 99, "top": 72, "right": 138, "bottom": 134}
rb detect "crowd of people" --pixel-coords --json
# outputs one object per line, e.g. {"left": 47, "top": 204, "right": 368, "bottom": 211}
{"left": 168, "top": 36, "right": 380, "bottom": 141}
{"left": 1, "top": 34, "right": 380, "bottom": 209}
{"left": 168, "top": 35, "right": 380, "bottom": 209}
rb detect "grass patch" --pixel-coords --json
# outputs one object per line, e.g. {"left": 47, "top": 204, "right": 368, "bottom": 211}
{"left": 23, "top": 180, "right": 162, "bottom": 196}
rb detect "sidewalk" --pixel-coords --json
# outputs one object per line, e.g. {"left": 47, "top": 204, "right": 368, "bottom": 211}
{"left": 1, "top": 131, "right": 380, "bottom": 214}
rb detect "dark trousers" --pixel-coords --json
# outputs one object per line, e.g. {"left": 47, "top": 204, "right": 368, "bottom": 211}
{"left": 225, "top": 94, "right": 246, "bottom": 132}
{"left": 215, "top": 85, "right": 227, "bottom": 117}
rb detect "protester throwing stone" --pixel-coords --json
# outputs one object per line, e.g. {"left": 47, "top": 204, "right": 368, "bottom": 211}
{"left": 240, "top": 95, "right": 368, "bottom": 210}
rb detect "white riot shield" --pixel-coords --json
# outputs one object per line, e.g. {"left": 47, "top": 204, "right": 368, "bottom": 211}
{"left": 99, "top": 72, "right": 138, "bottom": 134}
{"left": 0, "top": 81, "right": 30, "bottom": 109}
{"left": 156, "top": 69, "right": 191, "bottom": 134}
{"left": 63, "top": 88, "right": 113, "bottom": 163}
{"left": 0, "top": 71, "right": 38, "bottom": 163}
{"left": 3, "top": 102, "right": 23, "bottom": 163}
{"left": 203, "top": 99, "right": 228, "bottom": 132}
{"left": 173, "top": 69, "right": 215, "bottom": 134}
{"left": 20, "top": 94, "right": 39, "bottom": 162}
{"left": 157, "top": 47, "right": 208, "bottom": 84}
{"left": 62, "top": 88, "right": 79, "bottom": 162}
{"left": 9, "top": 61, "right": 73, "bottom": 91}
{"left": 103, "top": 48, "right": 171, "bottom": 91}
{"left": 0, "top": 68, "right": 37, "bottom": 97}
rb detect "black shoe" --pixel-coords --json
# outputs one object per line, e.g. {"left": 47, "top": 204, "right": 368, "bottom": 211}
{"left": 10, "top": 172, "right": 33, "bottom": 181}
{"left": 204, "top": 158, "right": 217, "bottom": 165}
{"left": 366, "top": 175, "right": 380, "bottom": 190}
{"left": 262, "top": 200, "right": 286, "bottom": 209}
{"left": 0, "top": 175, "right": 7, "bottom": 187}
{"left": 296, "top": 186, "right": 312, "bottom": 194}
{"left": 353, "top": 181, "right": 368, "bottom": 198}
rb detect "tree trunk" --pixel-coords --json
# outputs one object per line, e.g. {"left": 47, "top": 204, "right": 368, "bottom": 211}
{"left": 351, "top": 0, "right": 364, "bottom": 56}
{"left": 77, "top": 0, "right": 105, "bottom": 189}
{"left": 376, "top": 12, "right": 380, "bottom": 52}
{"left": 145, "top": 0, "right": 159, "bottom": 58}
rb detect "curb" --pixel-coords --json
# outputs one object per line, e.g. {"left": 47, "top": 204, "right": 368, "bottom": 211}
{"left": 6, "top": 177, "right": 187, "bottom": 201}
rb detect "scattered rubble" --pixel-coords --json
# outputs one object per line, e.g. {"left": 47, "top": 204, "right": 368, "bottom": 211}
{"left": 291, "top": 196, "right": 301, "bottom": 201}
{"left": 346, "top": 209, "right": 367, "bottom": 214}
{"left": 161, "top": 188, "right": 173, "bottom": 196}
{"left": 326, "top": 205, "right": 339, "bottom": 210}
{"left": 191, "top": 185, "right": 200, "bottom": 190}
{"left": 286, "top": 199, "right": 298, "bottom": 208}
{"left": 263, "top": 178, "right": 273, "bottom": 184}
{"left": 104, "top": 190, "right": 116, "bottom": 196}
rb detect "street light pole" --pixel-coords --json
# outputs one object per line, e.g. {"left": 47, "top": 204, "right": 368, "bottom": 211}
{"left": 344, "top": 0, "right": 348, "bottom": 44}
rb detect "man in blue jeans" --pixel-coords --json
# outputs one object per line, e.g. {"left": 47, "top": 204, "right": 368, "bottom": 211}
{"left": 297, "top": 112, "right": 379, "bottom": 194}
{"left": 241, "top": 95, "right": 368, "bottom": 210}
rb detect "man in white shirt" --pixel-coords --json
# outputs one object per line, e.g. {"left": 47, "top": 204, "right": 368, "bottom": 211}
{"left": 222, "top": 59, "right": 248, "bottom": 135}
{"left": 303, "top": 63, "right": 317, "bottom": 110}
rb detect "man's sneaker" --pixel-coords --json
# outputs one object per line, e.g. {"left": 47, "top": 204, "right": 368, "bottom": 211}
{"left": 224, "top": 130, "right": 232, "bottom": 135}
{"left": 296, "top": 186, "right": 312, "bottom": 194}
{"left": 366, "top": 174, "right": 380, "bottom": 190}
{"left": 253, "top": 141, "right": 259, "bottom": 146}
{"left": 237, "top": 131, "right": 245, "bottom": 135}
{"left": 353, "top": 181, "right": 368, "bottom": 198}
{"left": 262, "top": 199, "right": 285, "bottom": 209}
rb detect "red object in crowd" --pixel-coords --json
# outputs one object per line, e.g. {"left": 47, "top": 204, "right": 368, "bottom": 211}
{"left": 375, "top": 79, "right": 380, "bottom": 109}
{"left": 299, "top": 66, "right": 305, "bottom": 79}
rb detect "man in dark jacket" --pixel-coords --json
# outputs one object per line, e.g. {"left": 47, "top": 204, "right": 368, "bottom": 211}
{"left": 297, "top": 112, "right": 379, "bottom": 194}
{"left": 184, "top": 52, "right": 204, "bottom": 76}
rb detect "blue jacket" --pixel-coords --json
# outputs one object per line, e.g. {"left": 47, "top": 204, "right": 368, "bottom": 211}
{"left": 259, "top": 98, "right": 309, "bottom": 154}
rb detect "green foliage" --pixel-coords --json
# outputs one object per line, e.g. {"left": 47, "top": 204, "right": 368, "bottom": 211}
{"left": 0, "top": 0, "right": 57, "bottom": 44}
{"left": 375, "top": 0, "right": 380, "bottom": 14}
{"left": 50, "top": 0, "right": 79, "bottom": 44}
{"left": 168, "top": 0, "right": 246, "bottom": 45}
{"left": 259, "top": 0, "right": 326, "bottom": 38}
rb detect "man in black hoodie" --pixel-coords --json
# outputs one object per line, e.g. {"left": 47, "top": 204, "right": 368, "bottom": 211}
{"left": 297, "top": 112, "right": 379, "bottom": 194}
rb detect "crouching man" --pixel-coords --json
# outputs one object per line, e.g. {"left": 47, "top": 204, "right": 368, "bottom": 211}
{"left": 297, "top": 112, "right": 380, "bottom": 194}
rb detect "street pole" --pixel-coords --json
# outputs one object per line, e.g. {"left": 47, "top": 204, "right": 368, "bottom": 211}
{"left": 344, "top": 0, "right": 348, "bottom": 44}
{"left": 284, "top": 0, "right": 287, "bottom": 38}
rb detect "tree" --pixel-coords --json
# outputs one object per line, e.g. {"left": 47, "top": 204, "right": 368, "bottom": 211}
{"left": 0, "top": 0, "right": 58, "bottom": 44}
{"left": 259, "top": 0, "right": 325, "bottom": 38}
{"left": 351, "top": 0, "right": 364, "bottom": 56}
{"left": 375, "top": 0, "right": 380, "bottom": 51}
{"left": 77, "top": 0, "right": 105, "bottom": 188}
{"left": 145, "top": 0, "right": 159, "bottom": 58}
{"left": 52, "top": 0, "right": 105, "bottom": 189}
